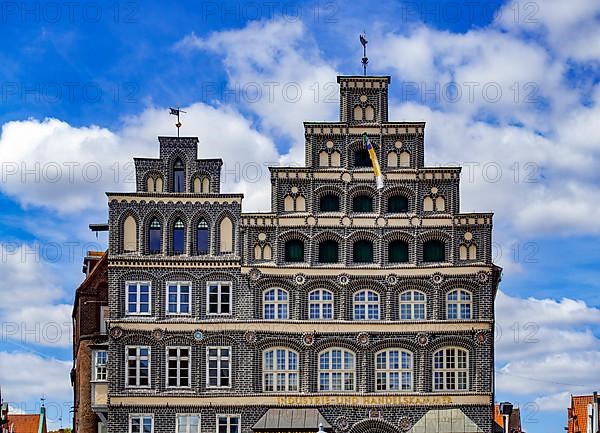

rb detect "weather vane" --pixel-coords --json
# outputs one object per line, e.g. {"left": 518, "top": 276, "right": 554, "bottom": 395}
{"left": 360, "top": 32, "right": 368, "bottom": 76}
{"left": 169, "top": 105, "right": 187, "bottom": 137}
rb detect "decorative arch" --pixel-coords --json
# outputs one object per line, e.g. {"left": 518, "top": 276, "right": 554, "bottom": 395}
{"left": 387, "top": 151, "right": 398, "bottom": 168}
{"left": 399, "top": 150, "right": 410, "bottom": 167}
{"left": 122, "top": 213, "right": 139, "bottom": 253}
{"left": 348, "top": 419, "right": 400, "bottom": 433}
{"left": 364, "top": 105, "right": 375, "bottom": 121}
{"left": 330, "top": 150, "right": 341, "bottom": 167}
{"left": 217, "top": 214, "right": 234, "bottom": 254}
{"left": 353, "top": 105, "right": 363, "bottom": 121}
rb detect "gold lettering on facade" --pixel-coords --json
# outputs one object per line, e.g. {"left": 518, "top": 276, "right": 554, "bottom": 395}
{"left": 276, "top": 395, "right": 453, "bottom": 406}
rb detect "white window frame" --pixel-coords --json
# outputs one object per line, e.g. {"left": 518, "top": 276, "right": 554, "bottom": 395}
{"left": 129, "top": 414, "right": 154, "bottom": 433}
{"left": 206, "top": 282, "right": 232, "bottom": 316}
{"left": 206, "top": 346, "right": 232, "bottom": 389}
{"left": 92, "top": 349, "right": 108, "bottom": 382}
{"left": 399, "top": 290, "right": 427, "bottom": 320}
{"left": 375, "top": 349, "right": 413, "bottom": 392}
{"left": 216, "top": 415, "right": 241, "bottom": 433}
{"left": 166, "top": 346, "right": 192, "bottom": 388}
{"left": 125, "top": 281, "right": 152, "bottom": 315}
{"left": 433, "top": 347, "right": 469, "bottom": 391}
{"left": 318, "top": 348, "right": 356, "bottom": 392}
{"left": 100, "top": 306, "right": 109, "bottom": 334}
{"left": 446, "top": 289, "right": 472, "bottom": 320}
{"left": 126, "top": 346, "right": 151, "bottom": 388}
{"left": 263, "top": 288, "right": 289, "bottom": 320}
{"left": 308, "top": 289, "right": 334, "bottom": 320}
{"left": 176, "top": 414, "right": 201, "bottom": 433}
{"left": 166, "top": 282, "right": 192, "bottom": 316}
{"left": 262, "top": 347, "right": 299, "bottom": 392}
{"left": 353, "top": 290, "right": 380, "bottom": 320}
{"left": 98, "top": 422, "right": 107, "bottom": 433}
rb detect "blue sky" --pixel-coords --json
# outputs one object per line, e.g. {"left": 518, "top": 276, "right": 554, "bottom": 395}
{"left": 1, "top": 1, "right": 600, "bottom": 431}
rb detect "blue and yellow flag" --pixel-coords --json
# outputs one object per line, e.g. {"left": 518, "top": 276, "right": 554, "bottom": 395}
{"left": 363, "top": 133, "right": 384, "bottom": 189}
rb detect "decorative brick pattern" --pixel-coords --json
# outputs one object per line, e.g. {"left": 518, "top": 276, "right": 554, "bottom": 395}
{"left": 104, "top": 75, "right": 500, "bottom": 433}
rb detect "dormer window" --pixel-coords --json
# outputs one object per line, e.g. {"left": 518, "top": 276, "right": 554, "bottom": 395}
{"left": 173, "top": 158, "right": 184, "bottom": 192}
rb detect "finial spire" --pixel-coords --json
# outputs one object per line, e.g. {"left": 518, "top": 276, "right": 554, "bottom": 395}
{"left": 360, "top": 32, "right": 368, "bottom": 76}
{"left": 169, "top": 105, "right": 187, "bottom": 137}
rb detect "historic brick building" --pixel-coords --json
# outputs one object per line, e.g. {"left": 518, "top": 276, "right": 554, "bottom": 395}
{"left": 72, "top": 251, "right": 109, "bottom": 433}
{"left": 98, "top": 74, "right": 500, "bottom": 433}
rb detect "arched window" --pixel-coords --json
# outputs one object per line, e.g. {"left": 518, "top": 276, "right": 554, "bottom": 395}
{"left": 196, "top": 219, "right": 209, "bottom": 254}
{"left": 352, "top": 195, "right": 373, "bottom": 212}
{"left": 364, "top": 105, "right": 375, "bottom": 121}
{"left": 353, "top": 105, "right": 363, "bottom": 121}
{"left": 319, "top": 349, "right": 355, "bottom": 391}
{"left": 172, "top": 219, "right": 185, "bottom": 254}
{"left": 423, "top": 240, "right": 445, "bottom": 262}
{"left": 284, "top": 239, "right": 304, "bottom": 262}
{"left": 353, "top": 240, "right": 374, "bottom": 263}
{"left": 173, "top": 158, "right": 184, "bottom": 192}
{"left": 319, "top": 194, "right": 340, "bottom": 212}
{"left": 353, "top": 290, "right": 379, "bottom": 320}
{"left": 433, "top": 347, "right": 469, "bottom": 391}
{"left": 263, "top": 288, "right": 289, "bottom": 320}
{"left": 435, "top": 196, "right": 446, "bottom": 211}
{"left": 146, "top": 177, "right": 155, "bottom": 192}
{"left": 123, "top": 215, "right": 137, "bottom": 252}
{"left": 399, "top": 151, "right": 410, "bottom": 167}
{"left": 219, "top": 217, "right": 233, "bottom": 253}
{"left": 318, "top": 240, "right": 339, "bottom": 263}
{"left": 155, "top": 176, "right": 163, "bottom": 192}
{"left": 331, "top": 151, "right": 341, "bottom": 167}
{"left": 263, "top": 348, "right": 298, "bottom": 392}
{"left": 399, "top": 291, "right": 426, "bottom": 320}
{"left": 375, "top": 349, "right": 413, "bottom": 391}
{"left": 354, "top": 149, "right": 371, "bottom": 167}
{"left": 423, "top": 196, "right": 434, "bottom": 211}
{"left": 468, "top": 244, "right": 477, "bottom": 260}
{"left": 387, "top": 151, "right": 398, "bottom": 168}
{"left": 389, "top": 240, "right": 409, "bottom": 263}
{"left": 308, "top": 289, "right": 333, "bottom": 320}
{"left": 447, "top": 289, "right": 472, "bottom": 320}
{"left": 201, "top": 177, "right": 210, "bottom": 193}
{"left": 319, "top": 151, "right": 329, "bottom": 167}
{"left": 148, "top": 218, "right": 162, "bottom": 254}
{"left": 388, "top": 195, "right": 409, "bottom": 213}
{"left": 263, "top": 244, "right": 272, "bottom": 260}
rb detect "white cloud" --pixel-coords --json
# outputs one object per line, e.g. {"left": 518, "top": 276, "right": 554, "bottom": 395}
{"left": 495, "top": 291, "right": 600, "bottom": 401}
{"left": 175, "top": 19, "right": 339, "bottom": 160}
{"left": 496, "top": 0, "right": 600, "bottom": 63}
{"left": 534, "top": 391, "right": 572, "bottom": 412}
{"left": 0, "top": 352, "right": 72, "bottom": 420}
{"left": 0, "top": 244, "right": 73, "bottom": 348}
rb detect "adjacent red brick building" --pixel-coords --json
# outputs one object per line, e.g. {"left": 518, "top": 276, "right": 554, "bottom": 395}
{"left": 71, "top": 252, "right": 108, "bottom": 433}
{"left": 493, "top": 404, "right": 524, "bottom": 433}
{"left": 568, "top": 394, "right": 600, "bottom": 433}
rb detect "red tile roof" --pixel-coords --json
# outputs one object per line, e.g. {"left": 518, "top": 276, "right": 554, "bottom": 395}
{"left": 6, "top": 413, "right": 46, "bottom": 433}
{"left": 569, "top": 395, "right": 600, "bottom": 433}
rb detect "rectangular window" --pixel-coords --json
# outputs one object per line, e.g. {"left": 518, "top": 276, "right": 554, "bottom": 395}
{"left": 130, "top": 415, "right": 153, "bottom": 433}
{"left": 100, "top": 306, "right": 109, "bottom": 334}
{"left": 207, "top": 347, "right": 231, "bottom": 388}
{"left": 176, "top": 415, "right": 200, "bottom": 433}
{"left": 126, "top": 346, "right": 150, "bottom": 388}
{"left": 167, "top": 282, "right": 191, "bottom": 315}
{"left": 167, "top": 347, "right": 191, "bottom": 388}
{"left": 126, "top": 282, "right": 151, "bottom": 315}
{"left": 217, "top": 415, "right": 240, "bottom": 433}
{"left": 207, "top": 282, "right": 231, "bottom": 315}
{"left": 93, "top": 350, "right": 108, "bottom": 381}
